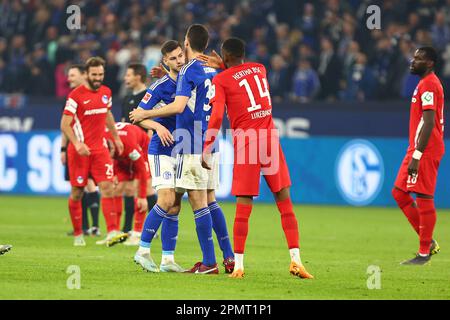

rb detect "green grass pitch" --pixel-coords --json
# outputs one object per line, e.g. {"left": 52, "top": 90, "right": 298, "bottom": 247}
{"left": 1, "top": 195, "right": 450, "bottom": 300}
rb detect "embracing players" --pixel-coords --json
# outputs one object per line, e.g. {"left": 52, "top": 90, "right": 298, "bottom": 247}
{"left": 130, "top": 25, "right": 234, "bottom": 274}
{"left": 201, "top": 38, "right": 313, "bottom": 279}
{"left": 392, "top": 47, "right": 445, "bottom": 265}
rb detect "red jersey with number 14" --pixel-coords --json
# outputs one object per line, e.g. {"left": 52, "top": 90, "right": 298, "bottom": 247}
{"left": 408, "top": 72, "right": 445, "bottom": 158}
{"left": 210, "top": 62, "right": 275, "bottom": 131}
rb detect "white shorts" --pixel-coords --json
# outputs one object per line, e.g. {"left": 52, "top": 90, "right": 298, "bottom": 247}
{"left": 175, "top": 153, "right": 220, "bottom": 192}
{"left": 148, "top": 154, "right": 176, "bottom": 190}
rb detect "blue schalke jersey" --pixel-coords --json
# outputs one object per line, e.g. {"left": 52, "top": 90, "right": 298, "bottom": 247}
{"left": 138, "top": 75, "right": 177, "bottom": 156}
{"left": 175, "top": 59, "right": 218, "bottom": 154}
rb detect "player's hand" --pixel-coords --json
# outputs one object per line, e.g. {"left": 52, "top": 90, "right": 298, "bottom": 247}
{"left": 156, "top": 125, "right": 174, "bottom": 147}
{"left": 60, "top": 151, "right": 67, "bottom": 164}
{"left": 150, "top": 63, "right": 169, "bottom": 79}
{"left": 198, "top": 50, "right": 224, "bottom": 69}
{"left": 74, "top": 142, "right": 90, "bottom": 156}
{"left": 114, "top": 138, "right": 124, "bottom": 155}
{"left": 129, "top": 108, "right": 149, "bottom": 123}
{"left": 136, "top": 197, "right": 148, "bottom": 213}
{"left": 407, "top": 158, "right": 420, "bottom": 178}
{"left": 201, "top": 152, "right": 212, "bottom": 170}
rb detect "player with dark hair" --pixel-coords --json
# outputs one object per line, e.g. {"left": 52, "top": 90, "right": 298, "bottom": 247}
{"left": 61, "top": 56, "right": 127, "bottom": 247}
{"left": 120, "top": 63, "right": 158, "bottom": 236}
{"left": 392, "top": 46, "right": 445, "bottom": 265}
{"left": 200, "top": 37, "right": 313, "bottom": 279}
{"left": 131, "top": 25, "right": 235, "bottom": 274}
{"left": 62, "top": 64, "right": 101, "bottom": 237}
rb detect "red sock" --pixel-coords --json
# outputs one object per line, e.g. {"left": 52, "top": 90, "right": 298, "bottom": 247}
{"left": 133, "top": 198, "right": 146, "bottom": 233}
{"left": 233, "top": 203, "right": 253, "bottom": 254}
{"left": 276, "top": 197, "right": 299, "bottom": 249}
{"left": 101, "top": 197, "right": 117, "bottom": 233}
{"left": 114, "top": 196, "right": 123, "bottom": 231}
{"left": 392, "top": 188, "right": 420, "bottom": 234}
{"left": 417, "top": 198, "right": 437, "bottom": 255}
{"left": 68, "top": 198, "right": 83, "bottom": 236}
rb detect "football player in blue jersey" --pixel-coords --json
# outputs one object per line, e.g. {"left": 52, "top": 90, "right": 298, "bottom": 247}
{"left": 131, "top": 25, "right": 234, "bottom": 274}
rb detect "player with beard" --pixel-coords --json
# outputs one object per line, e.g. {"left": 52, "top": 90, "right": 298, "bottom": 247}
{"left": 61, "top": 57, "right": 127, "bottom": 247}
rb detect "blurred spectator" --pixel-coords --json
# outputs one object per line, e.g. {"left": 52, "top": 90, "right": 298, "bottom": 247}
{"left": 340, "top": 53, "right": 376, "bottom": 101}
{"left": 291, "top": 59, "right": 320, "bottom": 103}
{"left": 317, "top": 37, "right": 341, "bottom": 101}
{"left": 0, "top": 0, "right": 448, "bottom": 103}
{"left": 268, "top": 54, "right": 290, "bottom": 103}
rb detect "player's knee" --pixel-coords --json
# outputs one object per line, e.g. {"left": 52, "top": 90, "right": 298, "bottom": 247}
{"left": 392, "top": 187, "right": 412, "bottom": 208}
{"left": 100, "top": 182, "right": 114, "bottom": 198}
{"left": 123, "top": 183, "right": 135, "bottom": 197}
{"left": 167, "top": 204, "right": 180, "bottom": 215}
{"left": 71, "top": 187, "right": 84, "bottom": 201}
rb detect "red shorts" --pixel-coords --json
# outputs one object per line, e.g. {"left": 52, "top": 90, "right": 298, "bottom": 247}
{"left": 67, "top": 144, "right": 114, "bottom": 187}
{"left": 394, "top": 153, "right": 441, "bottom": 196}
{"left": 114, "top": 159, "right": 151, "bottom": 182}
{"left": 231, "top": 142, "right": 291, "bottom": 196}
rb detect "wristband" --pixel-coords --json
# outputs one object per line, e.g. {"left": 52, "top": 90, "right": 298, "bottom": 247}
{"left": 61, "top": 147, "right": 67, "bottom": 152}
{"left": 412, "top": 150, "right": 423, "bottom": 160}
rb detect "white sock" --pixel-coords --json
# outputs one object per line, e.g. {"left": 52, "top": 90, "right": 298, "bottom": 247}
{"left": 137, "top": 246, "right": 150, "bottom": 255}
{"left": 235, "top": 253, "right": 244, "bottom": 271}
{"left": 418, "top": 253, "right": 429, "bottom": 257}
{"left": 161, "top": 254, "right": 174, "bottom": 264}
{"left": 290, "top": 248, "right": 302, "bottom": 265}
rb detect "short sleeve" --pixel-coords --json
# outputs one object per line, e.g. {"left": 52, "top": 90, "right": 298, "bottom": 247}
{"left": 63, "top": 92, "right": 78, "bottom": 116}
{"left": 176, "top": 68, "right": 195, "bottom": 97}
{"left": 420, "top": 82, "right": 438, "bottom": 111}
{"left": 138, "top": 88, "right": 160, "bottom": 110}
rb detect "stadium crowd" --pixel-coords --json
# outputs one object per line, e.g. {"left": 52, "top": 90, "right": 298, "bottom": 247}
{"left": 1, "top": 0, "right": 450, "bottom": 102}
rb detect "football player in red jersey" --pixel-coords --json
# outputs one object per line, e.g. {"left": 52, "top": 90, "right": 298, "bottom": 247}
{"left": 201, "top": 38, "right": 313, "bottom": 279}
{"left": 392, "top": 47, "right": 445, "bottom": 265}
{"left": 61, "top": 57, "right": 127, "bottom": 247}
{"left": 105, "top": 122, "right": 150, "bottom": 246}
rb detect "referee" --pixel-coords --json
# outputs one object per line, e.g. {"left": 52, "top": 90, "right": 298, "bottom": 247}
{"left": 121, "top": 63, "right": 157, "bottom": 233}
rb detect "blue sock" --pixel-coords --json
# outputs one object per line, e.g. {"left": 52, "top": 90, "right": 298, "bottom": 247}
{"left": 140, "top": 204, "right": 167, "bottom": 248}
{"left": 161, "top": 213, "right": 179, "bottom": 254}
{"left": 209, "top": 201, "right": 234, "bottom": 260}
{"left": 194, "top": 207, "right": 216, "bottom": 266}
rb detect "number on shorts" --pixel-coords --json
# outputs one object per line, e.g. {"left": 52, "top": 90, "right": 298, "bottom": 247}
{"left": 105, "top": 164, "right": 114, "bottom": 179}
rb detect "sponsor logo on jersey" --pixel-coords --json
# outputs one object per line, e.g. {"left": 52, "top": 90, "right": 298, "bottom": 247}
{"left": 335, "top": 139, "right": 384, "bottom": 206}
{"left": 142, "top": 92, "right": 152, "bottom": 104}
{"left": 84, "top": 108, "right": 108, "bottom": 115}
{"left": 421, "top": 91, "right": 434, "bottom": 106}
{"left": 102, "top": 95, "right": 109, "bottom": 104}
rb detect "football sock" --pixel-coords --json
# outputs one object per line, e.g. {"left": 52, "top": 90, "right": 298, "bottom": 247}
{"left": 392, "top": 188, "right": 420, "bottom": 234}
{"left": 81, "top": 193, "right": 89, "bottom": 231}
{"left": 101, "top": 197, "right": 117, "bottom": 233}
{"left": 69, "top": 198, "right": 83, "bottom": 236}
{"left": 209, "top": 201, "right": 234, "bottom": 259}
{"left": 193, "top": 207, "right": 216, "bottom": 266}
{"left": 123, "top": 196, "right": 135, "bottom": 232}
{"left": 234, "top": 253, "right": 244, "bottom": 271}
{"left": 161, "top": 213, "right": 179, "bottom": 263}
{"left": 133, "top": 198, "right": 146, "bottom": 233}
{"left": 290, "top": 248, "right": 302, "bottom": 265}
{"left": 233, "top": 203, "right": 253, "bottom": 254}
{"left": 417, "top": 198, "right": 436, "bottom": 256}
{"left": 114, "top": 196, "right": 123, "bottom": 231}
{"left": 140, "top": 204, "right": 166, "bottom": 248}
{"left": 147, "top": 194, "right": 157, "bottom": 211}
{"left": 276, "top": 197, "right": 299, "bottom": 249}
{"left": 87, "top": 191, "right": 100, "bottom": 228}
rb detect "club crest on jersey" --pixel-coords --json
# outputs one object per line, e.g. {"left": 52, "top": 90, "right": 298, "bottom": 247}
{"left": 77, "top": 176, "right": 84, "bottom": 184}
{"left": 163, "top": 171, "right": 172, "bottom": 180}
{"left": 102, "top": 95, "right": 109, "bottom": 104}
{"left": 142, "top": 92, "right": 152, "bottom": 104}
